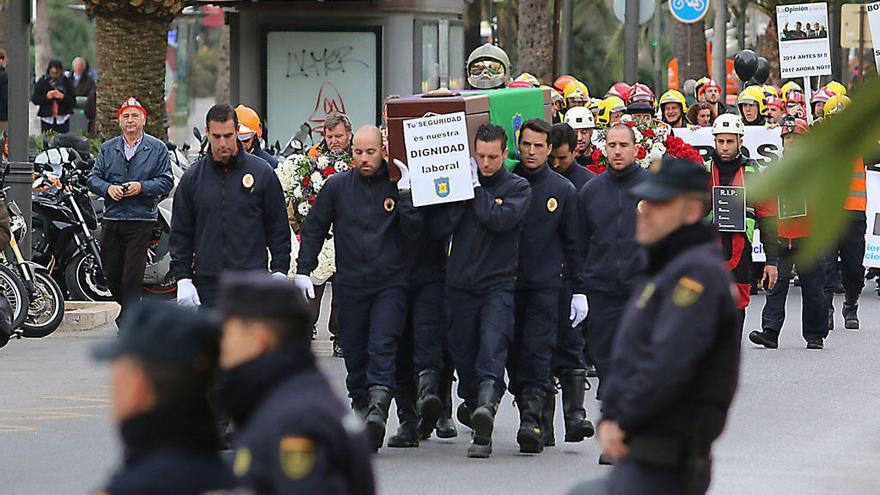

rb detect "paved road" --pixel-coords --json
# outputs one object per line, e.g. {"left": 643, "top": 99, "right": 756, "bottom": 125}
{"left": 2, "top": 288, "right": 880, "bottom": 494}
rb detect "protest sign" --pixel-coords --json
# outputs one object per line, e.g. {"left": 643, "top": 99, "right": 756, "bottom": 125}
{"left": 776, "top": 2, "right": 832, "bottom": 78}
{"left": 864, "top": 163, "right": 880, "bottom": 268}
{"left": 672, "top": 126, "right": 783, "bottom": 167}
{"left": 403, "top": 112, "right": 475, "bottom": 207}
{"left": 868, "top": 1, "right": 880, "bottom": 74}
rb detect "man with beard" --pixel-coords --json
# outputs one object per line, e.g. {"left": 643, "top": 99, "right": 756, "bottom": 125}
{"left": 563, "top": 106, "right": 598, "bottom": 171}
{"left": 699, "top": 79, "right": 734, "bottom": 117}
{"left": 309, "top": 112, "right": 355, "bottom": 166}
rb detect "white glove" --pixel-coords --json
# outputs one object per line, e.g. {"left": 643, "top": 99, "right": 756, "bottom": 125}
{"left": 294, "top": 274, "right": 316, "bottom": 300}
{"left": 570, "top": 294, "right": 588, "bottom": 328}
{"left": 176, "top": 278, "right": 201, "bottom": 308}
{"left": 392, "top": 159, "right": 411, "bottom": 192}
{"left": 470, "top": 157, "right": 481, "bottom": 188}
{"left": 271, "top": 272, "right": 289, "bottom": 282}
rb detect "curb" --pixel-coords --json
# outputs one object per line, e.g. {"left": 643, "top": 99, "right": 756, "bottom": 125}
{"left": 59, "top": 302, "right": 120, "bottom": 332}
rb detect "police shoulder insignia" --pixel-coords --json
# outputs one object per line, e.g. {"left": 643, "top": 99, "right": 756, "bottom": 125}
{"left": 495, "top": 197, "right": 504, "bottom": 205}
{"left": 672, "top": 276, "right": 705, "bottom": 307}
{"left": 546, "top": 197, "right": 558, "bottom": 213}
{"left": 242, "top": 173, "right": 255, "bottom": 189}
{"left": 383, "top": 197, "right": 396, "bottom": 212}
{"left": 233, "top": 447, "right": 252, "bottom": 477}
{"left": 279, "top": 436, "right": 315, "bottom": 480}
{"left": 635, "top": 282, "right": 655, "bottom": 309}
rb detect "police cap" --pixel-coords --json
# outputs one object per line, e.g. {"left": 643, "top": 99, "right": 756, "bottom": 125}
{"left": 631, "top": 156, "right": 710, "bottom": 201}
{"left": 92, "top": 300, "right": 220, "bottom": 372}
{"left": 217, "top": 272, "right": 312, "bottom": 340}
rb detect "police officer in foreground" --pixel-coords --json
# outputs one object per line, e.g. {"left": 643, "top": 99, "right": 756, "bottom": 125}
{"left": 596, "top": 157, "right": 739, "bottom": 495}
{"left": 509, "top": 118, "right": 587, "bottom": 454}
{"left": 430, "top": 123, "right": 531, "bottom": 458}
{"left": 549, "top": 122, "right": 594, "bottom": 190}
{"left": 295, "top": 125, "right": 420, "bottom": 452}
{"left": 216, "top": 272, "right": 375, "bottom": 494}
{"left": 92, "top": 301, "right": 237, "bottom": 495}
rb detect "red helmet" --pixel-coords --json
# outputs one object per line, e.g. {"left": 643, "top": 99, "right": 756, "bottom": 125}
{"left": 507, "top": 80, "right": 533, "bottom": 89}
{"left": 766, "top": 96, "right": 784, "bottom": 110}
{"left": 628, "top": 83, "right": 655, "bottom": 105}
{"left": 811, "top": 87, "right": 835, "bottom": 104}
{"left": 784, "top": 90, "right": 805, "bottom": 105}
{"left": 781, "top": 117, "right": 808, "bottom": 136}
{"left": 553, "top": 75, "right": 576, "bottom": 92}
{"left": 697, "top": 79, "right": 721, "bottom": 98}
{"left": 606, "top": 83, "right": 632, "bottom": 103}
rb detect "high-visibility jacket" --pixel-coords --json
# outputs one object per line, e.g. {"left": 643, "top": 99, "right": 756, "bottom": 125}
{"left": 844, "top": 158, "right": 867, "bottom": 211}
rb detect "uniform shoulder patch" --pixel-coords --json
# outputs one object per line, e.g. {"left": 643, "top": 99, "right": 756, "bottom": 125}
{"left": 494, "top": 197, "right": 504, "bottom": 205}
{"left": 279, "top": 436, "right": 315, "bottom": 480}
{"left": 383, "top": 197, "right": 396, "bottom": 212}
{"left": 233, "top": 447, "right": 252, "bottom": 477}
{"left": 242, "top": 173, "right": 255, "bottom": 190}
{"left": 546, "top": 197, "right": 558, "bottom": 212}
{"left": 672, "top": 276, "right": 705, "bottom": 307}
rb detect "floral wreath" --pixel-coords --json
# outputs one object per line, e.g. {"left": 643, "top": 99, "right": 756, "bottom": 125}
{"left": 591, "top": 115, "right": 702, "bottom": 169}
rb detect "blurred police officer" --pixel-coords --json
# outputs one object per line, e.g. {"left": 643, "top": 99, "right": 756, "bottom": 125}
{"left": 295, "top": 125, "right": 419, "bottom": 452}
{"left": 170, "top": 104, "right": 291, "bottom": 308}
{"left": 597, "top": 157, "right": 739, "bottom": 495}
{"left": 578, "top": 124, "right": 647, "bottom": 404}
{"left": 546, "top": 122, "right": 596, "bottom": 447}
{"left": 430, "top": 123, "right": 531, "bottom": 458}
{"left": 508, "top": 118, "right": 587, "bottom": 454}
{"left": 92, "top": 300, "right": 237, "bottom": 495}
{"left": 216, "top": 272, "right": 375, "bottom": 494}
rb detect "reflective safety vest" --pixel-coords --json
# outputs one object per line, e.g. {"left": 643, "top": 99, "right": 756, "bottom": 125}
{"left": 844, "top": 158, "right": 866, "bottom": 211}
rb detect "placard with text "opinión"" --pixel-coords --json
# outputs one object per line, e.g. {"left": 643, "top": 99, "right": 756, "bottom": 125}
{"left": 776, "top": 2, "right": 832, "bottom": 78}
{"left": 403, "top": 112, "right": 475, "bottom": 207}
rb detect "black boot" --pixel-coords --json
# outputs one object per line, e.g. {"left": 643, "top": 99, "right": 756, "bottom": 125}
{"left": 541, "top": 388, "right": 556, "bottom": 447}
{"left": 468, "top": 379, "right": 502, "bottom": 458}
{"left": 559, "top": 370, "right": 595, "bottom": 442}
{"left": 416, "top": 370, "right": 442, "bottom": 430}
{"left": 843, "top": 301, "right": 859, "bottom": 329}
{"left": 825, "top": 292, "right": 834, "bottom": 331}
{"left": 516, "top": 387, "right": 546, "bottom": 454}
{"left": 352, "top": 396, "right": 369, "bottom": 420}
{"left": 364, "top": 386, "right": 393, "bottom": 452}
{"left": 435, "top": 377, "right": 458, "bottom": 439}
{"left": 388, "top": 389, "right": 419, "bottom": 448}
{"left": 456, "top": 400, "right": 475, "bottom": 430}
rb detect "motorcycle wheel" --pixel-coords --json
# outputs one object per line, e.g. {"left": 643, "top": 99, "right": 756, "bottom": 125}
{"left": 65, "top": 253, "right": 113, "bottom": 302}
{"left": 21, "top": 269, "right": 65, "bottom": 338}
{"left": 0, "top": 264, "right": 29, "bottom": 330}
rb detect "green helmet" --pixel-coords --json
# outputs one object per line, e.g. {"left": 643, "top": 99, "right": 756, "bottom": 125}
{"left": 466, "top": 43, "right": 511, "bottom": 90}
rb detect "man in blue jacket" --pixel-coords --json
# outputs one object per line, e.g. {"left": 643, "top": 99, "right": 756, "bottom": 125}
{"left": 88, "top": 97, "right": 173, "bottom": 321}
{"left": 170, "top": 104, "right": 291, "bottom": 308}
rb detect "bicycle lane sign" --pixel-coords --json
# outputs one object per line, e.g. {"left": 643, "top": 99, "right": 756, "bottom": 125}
{"left": 670, "top": 0, "right": 710, "bottom": 23}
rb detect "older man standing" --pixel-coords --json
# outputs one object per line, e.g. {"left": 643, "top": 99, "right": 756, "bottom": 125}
{"left": 88, "top": 98, "right": 173, "bottom": 322}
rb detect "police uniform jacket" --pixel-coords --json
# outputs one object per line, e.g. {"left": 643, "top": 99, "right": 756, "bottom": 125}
{"left": 98, "top": 409, "right": 237, "bottom": 495}
{"left": 169, "top": 145, "right": 291, "bottom": 280}
{"left": 513, "top": 162, "right": 586, "bottom": 293}
{"left": 430, "top": 167, "right": 531, "bottom": 291}
{"left": 220, "top": 342, "right": 375, "bottom": 495}
{"left": 297, "top": 161, "right": 419, "bottom": 288}
{"left": 559, "top": 162, "right": 594, "bottom": 191}
{"left": 601, "top": 221, "right": 739, "bottom": 444}
{"left": 578, "top": 163, "right": 648, "bottom": 296}
{"left": 405, "top": 204, "right": 447, "bottom": 288}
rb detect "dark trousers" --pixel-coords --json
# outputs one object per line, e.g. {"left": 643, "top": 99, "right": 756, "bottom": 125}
{"left": 824, "top": 210, "right": 866, "bottom": 304}
{"left": 334, "top": 283, "right": 408, "bottom": 403}
{"left": 40, "top": 119, "right": 70, "bottom": 134}
{"left": 310, "top": 280, "right": 339, "bottom": 338}
{"left": 193, "top": 277, "right": 220, "bottom": 309}
{"left": 507, "top": 288, "right": 558, "bottom": 396}
{"left": 762, "top": 239, "right": 827, "bottom": 342}
{"left": 412, "top": 282, "right": 448, "bottom": 373}
{"left": 100, "top": 220, "right": 154, "bottom": 317}
{"left": 552, "top": 283, "right": 587, "bottom": 372}
{"left": 585, "top": 291, "right": 630, "bottom": 400}
{"left": 446, "top": 285, "right": 514, "bottom": 400}
{"left": 609, "top": 458, "right": 710, "bottom": 495}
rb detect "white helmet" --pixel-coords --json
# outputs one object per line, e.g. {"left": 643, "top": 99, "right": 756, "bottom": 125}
{"left": 711, "top": 114, "right": 745, "bottom": 136}
{"left": 564, "top": 106, "right": 596, "bottom": 130}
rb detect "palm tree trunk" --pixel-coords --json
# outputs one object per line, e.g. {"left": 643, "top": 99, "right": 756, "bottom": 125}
{"left": 516, "top": 0, "right": 553, "bottom": 81}
{"left": 95, "top": 14, "right": 168, "bottom": 139}
{"left": 673, "top": 19, "right": 709, "bottom": 82}
{"left": 215, "top": 25, "right": 231, "bottom": 105}
{"left": 33, "top": 0, "right": 52, "bottom": 76}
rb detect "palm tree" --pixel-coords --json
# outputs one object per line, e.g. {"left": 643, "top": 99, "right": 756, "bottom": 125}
{"left": 516, "top": 0, "right": 554, "bottom": 81}
{"left": 82, "top": 0, "right": 186, "bottom": 139}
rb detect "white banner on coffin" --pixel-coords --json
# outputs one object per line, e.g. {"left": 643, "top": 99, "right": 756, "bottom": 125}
{"left": 403, "top": 112, "right": 475, "bottom": 207}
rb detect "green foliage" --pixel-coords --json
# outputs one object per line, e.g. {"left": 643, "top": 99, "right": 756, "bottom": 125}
{"left": 191, "top": 27, "right": 223, "bottom": 98}
{"left": 47, "top": 0, "right": 96, "bottom": 68}
{"left": 753, "top": 76, "right": 880, "bottom": 264}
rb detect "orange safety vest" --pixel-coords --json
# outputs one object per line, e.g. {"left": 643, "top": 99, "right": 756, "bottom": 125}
{"left": 844, "top": 157, "right": 867, "bottom": 211}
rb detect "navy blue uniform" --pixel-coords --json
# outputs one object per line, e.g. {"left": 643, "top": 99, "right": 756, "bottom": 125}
{"left": 220, "top": 342, "right": 375, "bottom": 495}
{"left": 98, "top": 411, "right": 237, "bottom": 495}
{"left": 170, "top": 146, "right": 291, "bottom": 307}
{"left": 578, "top": 163, "right": 648, "bottom": 399}
{"left": 507, "top": 163, "right": 583, "bottom": 397}
{"left": 252, "top": 141, "right": 279, "bottom": 169}
{"left": 430, "top": 167, "right": 530, "bottom": 400}
{"left": 602, "top": 222, "right": 739, "bottom": 495}
{"left": 297, "top": 162, "right": 418, "bottom": 405}
{"left": 559, "top": 162, "right": 594, "bottom": 190}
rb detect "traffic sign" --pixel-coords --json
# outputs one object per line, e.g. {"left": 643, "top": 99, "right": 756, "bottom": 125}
{"left": 613, "top": 0, "right": 655, "bottom": 26}
{"left": 669, "top": 0, "right": 711, "bottom": 24}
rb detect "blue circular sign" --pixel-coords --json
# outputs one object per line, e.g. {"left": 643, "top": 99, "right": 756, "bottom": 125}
{"left": 669, "top": 0, "right": 710, "bottom": 24}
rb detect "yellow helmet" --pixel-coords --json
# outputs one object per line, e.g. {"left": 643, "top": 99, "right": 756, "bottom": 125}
{"left": 825, "top": 80, "right": 847, "bottom": 96}
{"left": 824, "top": 94, "right": 851, "bottom": 117}
{"left": 659, "top": 89, "right": 688, "bottom": 114}
{"left": 596, "top": 96, "right": 626, "bottom": 127}
{"left": 780, "top": 81, "right": 803, "bottom": 97}
{"left": 762, "top": 85, "right": 779, "bottom": 98}
{"left": 563, "top": 80, "right": 590, "bottom": 106}
{"left": 737, "top": 86, "right": 766, "bottom": 115}
{"left": 543, "top": 85, "right": 563, "bottom": 104}
{"left": 515, "top": 72, "right": 541, "bottom": 87}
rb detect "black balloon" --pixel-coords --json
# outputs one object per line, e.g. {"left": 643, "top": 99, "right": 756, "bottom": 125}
{"left": 752, "top": 57, "right": 770, "bottom": 85}
{"left": 734, "top": 50, "right": 758, "bottom": 83}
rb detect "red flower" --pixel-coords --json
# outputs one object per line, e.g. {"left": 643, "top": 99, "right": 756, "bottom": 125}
{"left": 308, "top": 194, "right": 317, "bottom": 205}
{"left": 321, "top": 166, "right": 335, "bottom": 177}
{"left": 301, "top": 175, "right": 311, "bottom": 187}
{"left": 643, "top": 128, "right": 656, "bottom": 139}
{"left": 625, "top": 121, "right": 636, "bottom": 128}
{"left": 636, "top": 145, "right": 647, "bottom": 160}
{"left": 591, "top": 148, "right": 603, "bottom": 163}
